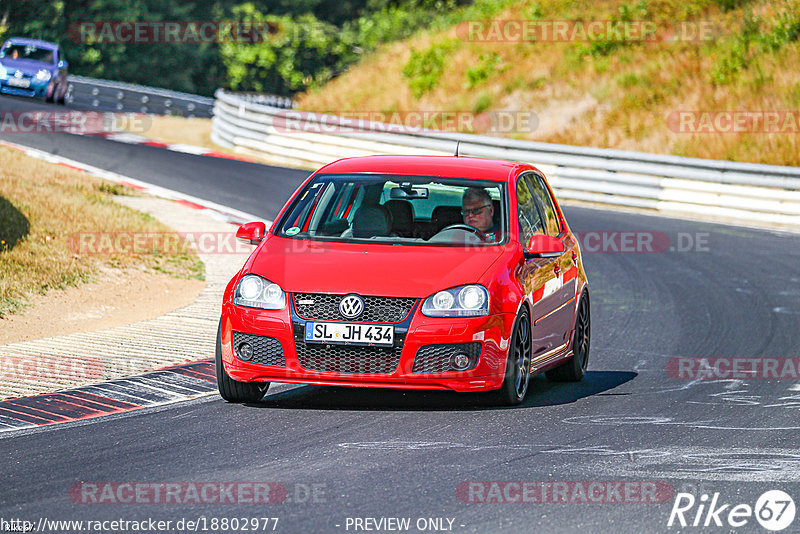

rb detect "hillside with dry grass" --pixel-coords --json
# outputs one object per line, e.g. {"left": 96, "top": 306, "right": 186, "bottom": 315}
{"left": 297, "top": 0, "right": 800, "bottom": 166}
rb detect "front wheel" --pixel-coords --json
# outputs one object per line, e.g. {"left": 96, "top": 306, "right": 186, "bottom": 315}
{"left": 546, "top": 291, "right": 590, "bottom": 382}
{"left": 56, "top": 82, "right": 66, "bottom": 104}
{"left": 490, "top": 309, "right": 532, "bottom": 406}
{"left": 215, "top": 322, "right": 269, "bottom": 402}
{"left": 45, "top": 82, "right": 55, "bottom": 103}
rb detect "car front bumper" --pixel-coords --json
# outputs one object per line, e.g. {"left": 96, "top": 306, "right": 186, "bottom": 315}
{"left": 220, "top": 299, "right": 516, "bottom": 393}
{"left": 0, "top": 78, "right": 49, "bottom": 97}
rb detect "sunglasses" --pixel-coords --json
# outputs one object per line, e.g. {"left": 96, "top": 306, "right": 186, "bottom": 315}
{"left": 461, "top": 204, "right": 491, "bottom": 217}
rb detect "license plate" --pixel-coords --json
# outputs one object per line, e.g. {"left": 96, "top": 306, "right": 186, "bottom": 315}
{"left": 7, "top": 78, "right": 30, "bottom": 88}
{"left": 304, "top": 322, "right": 393, "bottom": 346}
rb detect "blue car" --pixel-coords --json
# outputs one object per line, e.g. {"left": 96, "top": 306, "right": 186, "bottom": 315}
{"left": 0, "top": 37, "right": 68, "bottom": 103}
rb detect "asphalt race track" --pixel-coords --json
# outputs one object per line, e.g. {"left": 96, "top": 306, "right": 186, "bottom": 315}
{"left": 0, "top": 95, "right": 309, "bottom": 218}
{"left": 2, "top": 94, "right": 800, "bottom": 533}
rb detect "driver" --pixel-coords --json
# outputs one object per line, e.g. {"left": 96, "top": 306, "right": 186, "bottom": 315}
{"left": 461, "top": 187, "right": 500, "bottom": 242}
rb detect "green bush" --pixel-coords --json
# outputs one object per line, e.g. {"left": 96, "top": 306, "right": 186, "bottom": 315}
{"left": 473, "top": 92, "right": 493, "bottom": 113}
{"left": 574, "top": 0, "right": 650, "bottom": 57}
{"left": 759, "top": 11, "right": 800, "bottom": 51}
{"left": 616, "top": 72, "right": 644, "bottom": 87}
{"left": 465, "top": 53, "right": 502, "bottom": 89}
{"left": 710, "top": 11, "right": 759, "bottom": 84}
{"left": 220, "top": 5, "right": 353, "bottom": 94}
{"left": 402, "top": 40, "right": 455, "bottom": 98}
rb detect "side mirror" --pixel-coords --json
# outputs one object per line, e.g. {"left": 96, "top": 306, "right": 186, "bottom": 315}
{"left": 57, "top": 59, "right": 68, "bottom": 70}
{"left": 523, "top": 234, "right": 563, "bottom": 260}
{"left": 236, "top": 221, "right": 266, "bottom": 245}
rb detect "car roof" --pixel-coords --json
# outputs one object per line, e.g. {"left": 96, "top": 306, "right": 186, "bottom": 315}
{"left": 316, "top": 155, "right": 532, "bottom": 182}
{"left": 4, "top": 37, "right": 58, "bottom": 50}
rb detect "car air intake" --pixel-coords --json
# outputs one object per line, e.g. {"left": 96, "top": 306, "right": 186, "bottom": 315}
{"left": 232, "top": 332, "right": 286, "bottom": 367}
{"left": 412, "top": 343, "right": 482, "bottom": 373}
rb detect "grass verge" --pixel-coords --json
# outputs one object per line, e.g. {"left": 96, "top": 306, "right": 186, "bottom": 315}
{"left": 0, "top": 147, "right": 204, "bottom": 318}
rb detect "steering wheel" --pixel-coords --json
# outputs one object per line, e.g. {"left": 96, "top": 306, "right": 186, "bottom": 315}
{"left": 436, "top": 224, "right": 487, "bottom": 241}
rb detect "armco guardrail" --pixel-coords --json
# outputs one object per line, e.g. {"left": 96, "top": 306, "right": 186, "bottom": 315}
{"left": 66, "top": 75, "right": 215, "bottom": 117}
{"left": 212, "top": 89, "right": 800, "bottom": 227}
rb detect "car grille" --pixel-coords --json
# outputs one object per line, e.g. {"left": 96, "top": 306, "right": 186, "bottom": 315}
{"left": 412, "top": 342, "right": 482, "bottom": 373}
{"left": 294, "top": 341, "right": 403, "bottom": 374}
{"left": 232, "top": 331, "right": 286, "bottom": 367}
{"left": 293, "top": 293, "right": 415, "bottom": 323}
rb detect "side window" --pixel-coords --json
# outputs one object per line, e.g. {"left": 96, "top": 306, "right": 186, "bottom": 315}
{"left": 516, "top": 175, "right": 544, "bottom": 244}
{"left": 527, "top": 173, "right": 561, "bottom": 237}
{"left": 280, "top": 182, "right": 328, "bottom": 233}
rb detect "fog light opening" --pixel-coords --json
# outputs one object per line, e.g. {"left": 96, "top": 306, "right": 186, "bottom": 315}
{"left": 452, "top": 353, "right": 471, "bottom": 370}
{"left": 238, "top": 342, "right": 253, "bottom": 361}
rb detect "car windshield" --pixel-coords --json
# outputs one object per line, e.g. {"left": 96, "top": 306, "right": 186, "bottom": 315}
{"left": 1, "top": 44, "right": 55, "bottom": 63}
{"left": 276, "top": 174, "right": 508, "bottom": 246}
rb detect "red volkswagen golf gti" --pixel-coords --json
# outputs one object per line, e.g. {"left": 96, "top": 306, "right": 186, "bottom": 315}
{"left": 217, "top": 155, "right": 590, "bottom": 405}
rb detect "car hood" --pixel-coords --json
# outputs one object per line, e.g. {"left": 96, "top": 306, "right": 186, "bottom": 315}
{"left": 247, "top": 236, "right": 509, "bottom": 298}
{"left": 0, "top": 58, "right": 55, "bottom": 74}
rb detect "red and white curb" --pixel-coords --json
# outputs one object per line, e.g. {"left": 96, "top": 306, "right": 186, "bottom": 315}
{"left": 0, "top": 360, "right": 217, "bottom": 433}
{"left": 0, "top": 139, "right": 268, "bottom": 226}
{"left": 84, "top": 131, "right": 260, "bottom": 163}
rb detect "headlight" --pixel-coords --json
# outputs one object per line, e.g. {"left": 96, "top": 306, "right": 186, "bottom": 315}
{"left": 233, "top": 274, "right": 286, "bottom": 310}
{"left": 35, "top": 69, "right": 52, "bottom": 81}
{"left": 0, "top": 63, "right": 6, "bottom": 79}
{"left": 421, "top": 284, "right": 490, "bottom": 317}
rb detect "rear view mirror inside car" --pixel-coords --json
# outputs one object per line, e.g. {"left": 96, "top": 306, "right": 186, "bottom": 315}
{"left": 390, "top": 187, "right": 428, "bottom": 199}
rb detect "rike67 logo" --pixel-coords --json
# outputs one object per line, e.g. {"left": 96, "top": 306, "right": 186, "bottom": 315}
{"left": 668, "top": 490, "right": 796, "bottom": 531}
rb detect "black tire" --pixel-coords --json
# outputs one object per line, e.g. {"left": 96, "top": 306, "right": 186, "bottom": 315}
{"left": 546, "top": 291, "right": 590, "bottom": 382}
{"left": 490, "top": 308, "right": 532, "bottom": 406}
{"left": 215, "top": 323, "right": 269, "bottom": 402}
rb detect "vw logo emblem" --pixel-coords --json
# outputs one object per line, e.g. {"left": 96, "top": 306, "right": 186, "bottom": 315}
{"left": 339, "top": 294, "right": 364, "bottom": 319}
